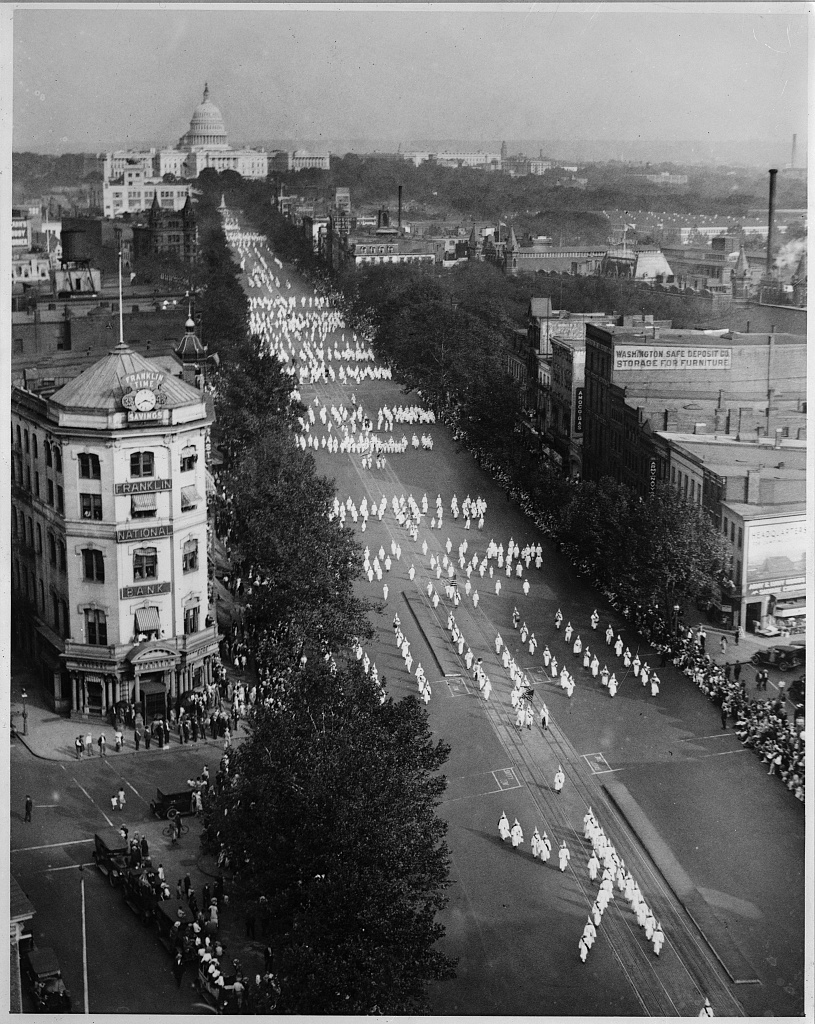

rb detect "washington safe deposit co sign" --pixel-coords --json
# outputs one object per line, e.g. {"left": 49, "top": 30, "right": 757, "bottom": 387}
{"left": 613, "top": 346, "right": 732, "bottom": 371}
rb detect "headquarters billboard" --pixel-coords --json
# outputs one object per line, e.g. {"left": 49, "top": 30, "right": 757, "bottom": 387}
{"left": 745, "top": 519, "right": 807, "bottom": 595}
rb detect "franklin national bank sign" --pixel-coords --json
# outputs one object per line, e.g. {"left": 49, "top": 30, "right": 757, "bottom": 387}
{"left": 614, "top": 346, "right": 732, "bottom": 371}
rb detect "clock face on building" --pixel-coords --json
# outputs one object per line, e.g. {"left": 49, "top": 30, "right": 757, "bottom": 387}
{"left": 134, "top": 388, "right": 157, "bottom": 412}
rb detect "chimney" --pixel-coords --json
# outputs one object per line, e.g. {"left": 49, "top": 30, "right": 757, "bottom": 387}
{"left": 397, "top": 185, "right": 402, "bottom": 230}
{"left": 746, "top": 469, "right": 761, "bottom": 504}
{"left": 766, "top": 169, "right": 778, "bottom": 279}
{"left": 791, "top": 134, "right": 797, "bottom": 169}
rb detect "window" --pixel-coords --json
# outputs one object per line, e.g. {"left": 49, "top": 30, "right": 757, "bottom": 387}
{"left": 738, "top": 527, "right": 743, "bottom": 548}
{"left": 180, "top": 485, "right": 201, "bottom": 512}
{"left": 133, "top": 547, "right": 157, "bottom": 581}
{"left": 14, "top": 338, "right": 23, "bottom": 354}
{"left": 39, "top": 579, "right": 45, "bottom": 612}
{"left": 184, "top": 605, "right": 199, "bottom": 635}
{"left": 46, "top": 478, "right": 54, "bottom": 506}
{"left": 60, "top": 600, "right": 69, "bottom": 639}
{"left": 182, "top": 538, "right": 199, "bottom": 573}
{"left": 26, "top": 517, "right": 33, "bottom": 548}
{"left": 32, "top": 435, "right": 38, "bottom": 460}
{"left": 78, "top": 453, "right": 101, "bottom": 479}
{"left": 54, "top": 447, "right": 62, "bottom": 473}
{"left": 36, "top": 524, "right": 42, "bottom": 555}
{"left": 730, "top": 523, "right": 735, "bottom": 543}
{"left": 25, "top": 466, "right": 31, "bottom": 491}
{"left": 180, "top": 446, "right": 198, "bottom": 472}
{"left": 80, "top": 493, "right": 102, "bottom": 520}
{"left": 48, "top": 533, "right": 57, "bottom": 566}
{"left": 84, "top": 609, "right": 107, "bottom": 645}
{"left": 130, "top": 451, "right": 155, "bottom": 478}
{"left": 45, "top": 441, "right": 52, "bottom": 467}
{"left": 58, "top": 540, "right": 66, "bottom": 572}
{"left": 24, "top": 430, "right": 29, "bottom": 453}
{"left": 15, "top": 425, "right": 21, "bottom": 448}
{"left": 34, "top": 472, "right": 40, "bottom": 499}
{"left": 131, "top": 493, "right": 157, "bottom": 519}
{"left": 52, "top": 593, "right": 59, "bottom": 627}
{"left": 82, "top": 549, "right": 105, "bottom": 582}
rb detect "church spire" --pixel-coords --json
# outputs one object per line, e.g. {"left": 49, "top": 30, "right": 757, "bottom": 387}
{"left": 203, "top": 82, "right": 209, "bottom": 102}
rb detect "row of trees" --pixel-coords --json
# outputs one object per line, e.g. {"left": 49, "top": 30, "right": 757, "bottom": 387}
{"left": 192, "top": 195, "right": 457, "bottom": 1013}
{"left": 197, "top": 171, "right": 734, "bottom": 630}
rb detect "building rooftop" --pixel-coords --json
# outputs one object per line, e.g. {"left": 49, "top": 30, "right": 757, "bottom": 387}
{"left": 720, "top": 501, "right": 806, "bottom": 519}
{"left": 49, "top": 343, "right": 203, "bottom": 413}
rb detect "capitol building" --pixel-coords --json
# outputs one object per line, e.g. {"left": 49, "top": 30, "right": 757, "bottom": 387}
{"left": 101, "top": 84, "right": 268, "bottom": 216}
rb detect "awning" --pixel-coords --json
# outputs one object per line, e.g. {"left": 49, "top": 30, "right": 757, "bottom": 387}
{"left": 182, "top": 445, "right": 197, "bottom": 457}
{"left": 775, "top": 606, "right": 806, "bottom": 618}
{"left": 82, "top": 673, "right": 105, "bottom": 684}
{"left": 137, "top": 679, "right": 166, "bottom": 695}
{"left": 131, "top": 492, "right": 157, "bottom": 512}
{"left": 135, "top": 607, "right": 161, "bottom": 633}
{"left": 180, "top": 485, "right": 202, "bottom": 508}
{"left": 205, "top": 469, "right": 216, "bottom": 496}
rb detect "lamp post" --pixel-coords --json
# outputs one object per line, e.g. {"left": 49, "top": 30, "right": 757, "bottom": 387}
{"left": 673, "top": 604, "right": 681, "bottom": 635}
{"left": 21, "top": 689, "right": 28, "bottom": 737}
{"left": 79, "top": 865, "right": 89, "bottom": 1013}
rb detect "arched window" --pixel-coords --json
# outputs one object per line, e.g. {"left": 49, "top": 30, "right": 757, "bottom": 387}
{"left": 45, "top": 441, "right": 52, "bottom": 467}
{"left": 48, "top": 532, "right": 57, "bottom": 566}
{"left": 53, "top": 447, "right": 62, "bottom": 473}
{"left": 24, "top": 429, "right": 29, "bottom": 453}
{"left": 32, "top": 435, "right": 38, "bottom": 460}
{"left": 82, "top": 549, "right": 105, "bottom": 582}
{"left": 78, "top": 453, "right": 101, "bottom": 479}
{"left": 16, "top": 425, "right": 21, "bottom": 448}
{"left": 180, "top": 446, "right": 198, "bottom": 472}
{"left": 36, "top": 523, "right": 42, "bottom": 555}
{"left": 130, "top": 451, "right": 155, "bottom": 478}
{"left": 58, "top": 540, "right": 66, "bottom": 572}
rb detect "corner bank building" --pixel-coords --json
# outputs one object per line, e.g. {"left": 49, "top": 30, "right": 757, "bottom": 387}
{"left": 11, "top": 341, "right": 219, "bottom": 720}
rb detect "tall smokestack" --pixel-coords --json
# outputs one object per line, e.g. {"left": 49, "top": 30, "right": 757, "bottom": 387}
{"left": 791, "top": 134, "right": 797, "bottom": 169}
{"left": 766, "top": 169, "right": 778, "bottom": 279}
{"left": 398, "top": 185, "right": 402, "bottom": 231}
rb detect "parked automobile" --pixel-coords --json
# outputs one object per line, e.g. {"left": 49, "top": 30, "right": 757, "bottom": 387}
{"left": 149, "top": 784, "right": 196, "bottom": 819}
{"left": 751, "top": 645, "right": 806, "bottom": 672}
{"left": 23, "top": 947, "right": 71, "bottom": 1012}
{"left": 92, "top": 829, "right": 130, "bottom": 887}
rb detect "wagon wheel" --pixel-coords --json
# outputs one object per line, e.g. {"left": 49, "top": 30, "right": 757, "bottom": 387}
{"left": 166, "top": 806, "right": 179, "bottom": 821}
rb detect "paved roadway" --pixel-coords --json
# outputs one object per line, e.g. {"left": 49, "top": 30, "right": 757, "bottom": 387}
{"left": 229, "top": 214, "right": 804, "bottom": 1018}
{"left": 10, "top": 739, "right": 264, "bottom": 1014}
{"left": 11, "top": 217, "right": 803, "bottom": 1016}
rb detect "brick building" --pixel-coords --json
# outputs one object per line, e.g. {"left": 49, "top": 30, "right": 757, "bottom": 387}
{"left": 132, "top": 193, "right": 198, "bottom": 263}
{"left": 582, "top": 324, "right": 807, "bottom": 492}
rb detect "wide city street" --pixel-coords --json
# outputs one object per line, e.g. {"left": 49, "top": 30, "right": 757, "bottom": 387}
{"left": 9, "top": 212, "right": 805, "bottom": 1017}
{"left": 228, "top": 210, "right": 804, "bottom": 1017}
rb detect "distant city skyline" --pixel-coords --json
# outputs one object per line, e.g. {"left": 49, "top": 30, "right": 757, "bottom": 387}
{"left": 11, "top": 3, "right": 809, "bottom": 167}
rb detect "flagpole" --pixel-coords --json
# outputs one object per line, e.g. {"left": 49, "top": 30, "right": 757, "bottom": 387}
{"left": 118, "top": 250, "right": 124, "bottom": 345}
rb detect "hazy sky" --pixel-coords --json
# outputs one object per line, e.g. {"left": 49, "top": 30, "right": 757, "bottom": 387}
{"left": 10, "top": 3, "right": 810, "bottom": 153}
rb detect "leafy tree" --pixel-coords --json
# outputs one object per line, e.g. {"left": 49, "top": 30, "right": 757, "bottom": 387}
{"left": 219, "top": 423, "right": 372, "bottom": 670}
{"left": 207, "top": 660, "right": 455, "bottom": 1014}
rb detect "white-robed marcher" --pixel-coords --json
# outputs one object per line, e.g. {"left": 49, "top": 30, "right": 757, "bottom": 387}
{"left": 587, "top": 850, "right": 600, "bottom": 881}
{"left": 553, "top": 765, "right": 565, "bottom": 793}
{"left": 498, "top": 812, "right": 510, "bottom": 841}
{"left": 510, "top": 819, "right": 524, "bottom": 849}
{"left": 558, "top": 841, "right": 571, "bottom": 872}
{"left": 579, "top": 936, "right": 589, "bottom": 962}
{"left": 582, "top": 918, "right": 597, "bottom": 947}
{"left": 699, "top": 998, "right": 715, "bottom": 1017}
{"left": 652, "top": 922, "right": 665, "bottom": 956}
{"left": 531, "top": 828, "right": 541, "bottom": 858}
{"left": 539, "top": 831, "right": 552, "bottom": 862}
{"left": 573, "top": 636, "right": 582, "bottom": 655}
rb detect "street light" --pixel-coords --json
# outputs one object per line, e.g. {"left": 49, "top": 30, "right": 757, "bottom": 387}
{"left": 21, "top": 689, "right": 28, "bottom": 737}
{"left": 672, "top": 604, "right": 681, "bottom": 634}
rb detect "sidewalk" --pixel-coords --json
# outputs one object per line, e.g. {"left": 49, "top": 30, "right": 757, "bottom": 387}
{"left": 10, "top": 658, "right": 249, "bottom": 763}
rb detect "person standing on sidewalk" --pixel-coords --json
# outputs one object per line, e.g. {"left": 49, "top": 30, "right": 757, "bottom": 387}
{"left": 85, "top": 731, "right": 93, "bottom": 756}
{"left": 24, "top": 795, "right": 33, "bottom": 822}
{"left": 75, "top": 735, "right": 84, "bottom": 759}
{"left": 98, "top": 733, "right": 107, "bottom": 757}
